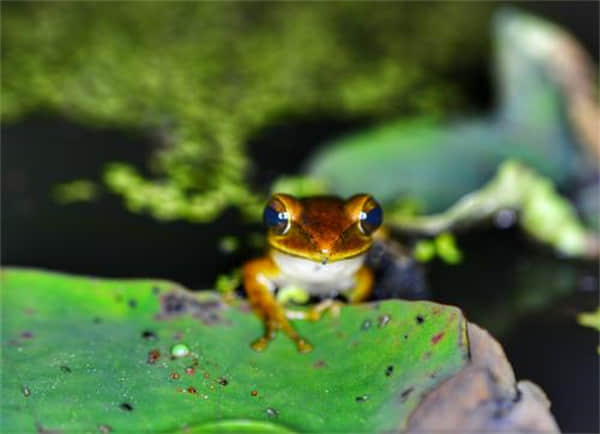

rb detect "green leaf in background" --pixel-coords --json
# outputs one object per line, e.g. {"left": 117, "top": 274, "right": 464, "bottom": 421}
{"left": 306, "top": 9, "right": 598, "bottom": 213}
{"left": 2, "top": 268, "right": 468, "bottom": 433}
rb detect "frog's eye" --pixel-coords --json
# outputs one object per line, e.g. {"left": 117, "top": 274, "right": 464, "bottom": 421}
{"left": 263, "top": 200, "right": 290, "bottom": 235}
{"left": 358, "top": 200, "right": 383, "bottom": 235}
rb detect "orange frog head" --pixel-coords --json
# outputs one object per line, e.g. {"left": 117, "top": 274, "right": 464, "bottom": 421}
{"left": 263, "top": 193, "right": 383, "bottom": 264}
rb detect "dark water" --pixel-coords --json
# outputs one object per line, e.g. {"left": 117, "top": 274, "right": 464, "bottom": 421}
{"left": 2, "top": 115, "right": 598, "bottom": 432}
{"left": 430, "top": 229, "right": 599, "bottom": 433}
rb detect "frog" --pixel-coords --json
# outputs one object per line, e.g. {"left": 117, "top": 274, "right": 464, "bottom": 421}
{"left": 243, "top": 193, "right": 383, "bottom": 353}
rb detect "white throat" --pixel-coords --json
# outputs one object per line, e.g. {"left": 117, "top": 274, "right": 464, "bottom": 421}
{"left": 271, "top": 250, "right": 366, "bottom": 294}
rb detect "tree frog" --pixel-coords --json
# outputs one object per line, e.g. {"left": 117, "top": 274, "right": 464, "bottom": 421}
{"left": 243, "top": 193, "right": 383, "bottom": 353}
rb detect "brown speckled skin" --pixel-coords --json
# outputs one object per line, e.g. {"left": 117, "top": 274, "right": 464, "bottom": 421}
{"left": 267, "top": 194, "right": 376, "bottom": 262}
{"left": 243, "top": 194, "right": 380, "bottom": 353}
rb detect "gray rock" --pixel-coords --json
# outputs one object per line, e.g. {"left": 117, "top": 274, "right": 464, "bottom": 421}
{"left": 406, "top": 322, "right": 560, "bottom": 432}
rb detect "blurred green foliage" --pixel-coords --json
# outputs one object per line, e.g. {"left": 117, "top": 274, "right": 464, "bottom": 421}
{"left": 414, "top": 233, "right": 463, "bottom": 264}
{"left": 390, "top": 161, "right": 598, "bottom": 258}
{"left": 51, "top": 180, "right": 99, "bottom": 204}
{"left": 2, "top": 2, "right": 492, "bottom": 222}
{"left": 577, "top": 307, "right": 600, "bottom": 332}
{"left": 214, "top": 269, "right": 242, "bottom": 295}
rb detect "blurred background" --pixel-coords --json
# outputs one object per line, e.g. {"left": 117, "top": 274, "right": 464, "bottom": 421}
{"left": 2, "top": 2, "right": 598, "bottom": 431}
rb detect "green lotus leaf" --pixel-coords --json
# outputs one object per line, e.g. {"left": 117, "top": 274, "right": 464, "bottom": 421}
{"left": 1, "top": 268, "right": 468, "bottom": 433}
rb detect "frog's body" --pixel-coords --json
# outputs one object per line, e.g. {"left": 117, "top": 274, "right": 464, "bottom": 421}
{"left": 243, "top": 193, "right": 382, "bottom": 352}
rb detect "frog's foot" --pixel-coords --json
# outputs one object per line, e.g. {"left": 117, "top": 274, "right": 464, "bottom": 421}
{"left": 251, "top": 309, "right": 313, "bottom": 353}
{"left": 308, "top": 299, "right": 344, "bottom": 321}
{"left": 285, "top": 299, "right": 344, "bottom": 321}
{"left": 251, "top": 336, "right": 270, "bottom": 352}
{"left": 278, "top": 317, "right": 313, "bottom": 353}
{"left": 295, "top": 338, "right": 313, "bottom": 353}
{"left": 285, "top": 309, "right": 309, "bottom": 320}
{"left": 250, "top": 319, "right": 277, "bottom": 352}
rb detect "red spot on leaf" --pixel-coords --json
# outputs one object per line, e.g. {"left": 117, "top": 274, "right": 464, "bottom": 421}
{"left": 431, "top": 332, "right": 445, "bottom": 345}
{"left": 313, "top": 360, "right": 327, "bottom": 369}
{"left": 147, "top": 349, "right": 160, "bottom": 364}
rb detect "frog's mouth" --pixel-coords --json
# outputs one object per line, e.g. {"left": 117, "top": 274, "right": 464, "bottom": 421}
{"left": 268, "top": 243, "right": 372, "bottom": 264}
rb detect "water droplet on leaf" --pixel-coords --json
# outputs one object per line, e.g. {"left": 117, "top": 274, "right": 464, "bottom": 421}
{"left": 378, "top": 315, "right": 391, "bottom": 327}
{"left": 171, "top": 343, "right": 190, "bottom": 358}
{"left": 265, "top": 407, "right": 279, "bottom": 417}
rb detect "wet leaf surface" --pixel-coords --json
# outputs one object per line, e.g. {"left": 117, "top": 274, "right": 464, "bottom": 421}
{"left": 1, "top": 268, "right": 468, "bottom": 433}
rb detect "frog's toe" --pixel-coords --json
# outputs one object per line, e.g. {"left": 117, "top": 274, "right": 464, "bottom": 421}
{"left": 250, "top": 337, "right": 270, "bottom": 352}
{"left": 285, "top": 309, "right": 308, "bottom": 320}
{"left": 307, "top": 299, "right": 344, "bottom": 321}
{"left": 295, "top": 338, "right": 313, "bottom": 353}
{"left": 305, "top": 310, "right": 321, "bottom": 321}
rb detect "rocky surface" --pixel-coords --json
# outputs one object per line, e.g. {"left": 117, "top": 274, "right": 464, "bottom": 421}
{"left": 407, "top": 322, "right": 560, "bottom": 432}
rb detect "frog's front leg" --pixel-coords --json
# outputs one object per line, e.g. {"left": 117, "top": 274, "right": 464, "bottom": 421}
{"left": 346, "top": 265, "right": 374, "bottom": 303}
{"left": 243, "top": 256, "right": 313, "bottom": 353}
